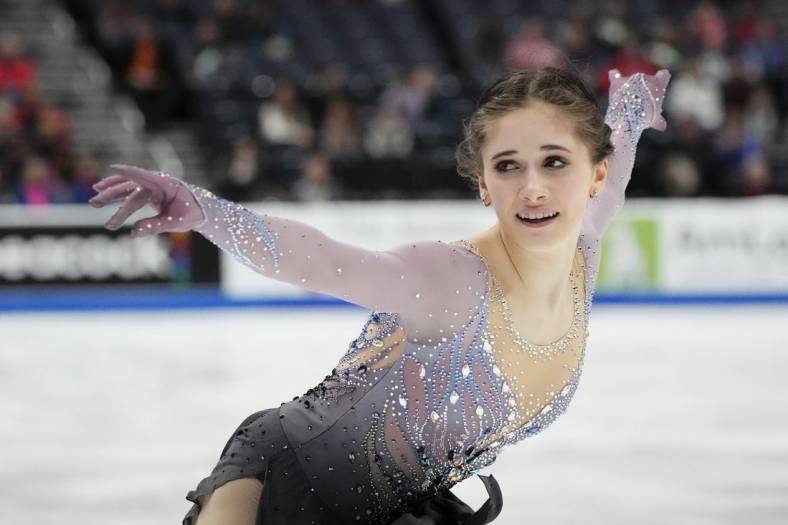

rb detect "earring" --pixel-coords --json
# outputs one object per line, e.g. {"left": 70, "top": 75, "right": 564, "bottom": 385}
{"left": 480, "top": 189, "right": 491, "bottom": 206}
{"left": 590, "top": 190, "right": 598, "bottom": 199}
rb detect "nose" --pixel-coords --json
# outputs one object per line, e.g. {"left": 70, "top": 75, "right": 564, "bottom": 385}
{"left": 517, "top": 171, "right": 548, "bottom": 203}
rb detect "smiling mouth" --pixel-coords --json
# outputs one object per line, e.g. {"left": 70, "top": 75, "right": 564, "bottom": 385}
{"left": 516, "top": 212, "right": 559, "bottom": 224}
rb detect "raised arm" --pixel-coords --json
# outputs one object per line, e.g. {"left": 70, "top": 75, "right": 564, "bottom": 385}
{"left": 578, "top": 69, "right": 671, "bottom": 297}
{"left": 90, "top": 165, "right": 487, "bottom": 340}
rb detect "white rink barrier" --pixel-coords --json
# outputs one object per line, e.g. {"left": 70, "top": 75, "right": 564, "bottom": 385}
{"left": 219, "top": 196, "right": 788, "bottom": 301}
{"left": 1, "top": 196, "right": 787, "bottom": 308}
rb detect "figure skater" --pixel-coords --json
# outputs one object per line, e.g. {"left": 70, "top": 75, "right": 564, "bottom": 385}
{"left": 89, "top": 67, "right": 670, "bottom": 524}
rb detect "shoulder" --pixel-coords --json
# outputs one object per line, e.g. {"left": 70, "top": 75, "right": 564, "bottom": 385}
{"left": 393, "top": 240, "right": 490, "bottom": 341}
{"left": 388, "top": 239, "right": 484, "bottom": 265}
{"left": 387, "top": 239, "right": 489, "bottom": 292}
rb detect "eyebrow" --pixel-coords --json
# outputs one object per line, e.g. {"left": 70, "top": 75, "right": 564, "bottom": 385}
{"left": 490, "top": 145, "right": 571, "bottom": 160}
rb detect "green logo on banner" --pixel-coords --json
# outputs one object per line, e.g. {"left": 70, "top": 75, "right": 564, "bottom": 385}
{"left": 597, "top": 217, "right": 659, "bottom": 291}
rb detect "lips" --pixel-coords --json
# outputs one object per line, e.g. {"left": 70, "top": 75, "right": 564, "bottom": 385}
{"left": 516, "top": 211, "right": 558, "bottom": 220}
{"left": 516, "top": 212, "right": 559, "bottom": 226}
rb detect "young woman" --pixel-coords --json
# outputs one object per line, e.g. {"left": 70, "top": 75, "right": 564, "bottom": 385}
{"left": 90, "top": 66, "right": 670, "bottom": 525}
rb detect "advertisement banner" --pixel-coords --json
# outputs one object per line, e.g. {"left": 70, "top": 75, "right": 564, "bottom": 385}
{"left": 0, "top": 216, "right": 219, "bottom": 287}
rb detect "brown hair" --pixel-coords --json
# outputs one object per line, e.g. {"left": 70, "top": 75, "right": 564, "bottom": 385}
{"left": 455, "top": 66, "right": 614, "bottom": 189}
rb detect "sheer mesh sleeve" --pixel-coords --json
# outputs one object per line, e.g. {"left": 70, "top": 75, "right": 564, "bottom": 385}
{"left": 578, "top": 69, "right": 670, "bottom": 298}
{"left": 185, "top": 184, "right": 488, "bottom": 340}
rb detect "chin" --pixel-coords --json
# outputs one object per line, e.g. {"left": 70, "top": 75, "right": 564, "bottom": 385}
{"left": 511, "top": 219, "right": 573, "bottom": 248}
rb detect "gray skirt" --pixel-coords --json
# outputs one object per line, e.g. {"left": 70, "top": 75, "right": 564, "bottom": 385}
{"left": 183, "top": 406, "right": 502, "bottom": 525}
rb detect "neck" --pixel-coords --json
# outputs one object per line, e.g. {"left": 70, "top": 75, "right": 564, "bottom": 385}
{"left": 493, "top": 225, "right": 576, "bottom": 312}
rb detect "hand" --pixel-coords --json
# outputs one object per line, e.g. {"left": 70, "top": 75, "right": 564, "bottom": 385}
{"left": 608, "top": 68, "right": 671, "bottom": 131}
{"left": 89, "top": 164, "right": 206, "bottom": 237}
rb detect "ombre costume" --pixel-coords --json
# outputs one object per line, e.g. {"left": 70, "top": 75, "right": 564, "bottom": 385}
{"left": 179, "top": 69, "right": 670, "bottom": 524}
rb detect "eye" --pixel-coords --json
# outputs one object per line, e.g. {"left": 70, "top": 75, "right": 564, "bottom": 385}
{"left": 545, "top": 156, "right": 568, "bottom": 169}
{"left": 494, "top": 160, "right": 517, "bottom": 173}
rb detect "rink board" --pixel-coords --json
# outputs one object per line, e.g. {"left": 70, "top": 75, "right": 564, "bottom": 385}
{"left": 1, "top": 197, "right": 787, "bottom": 310}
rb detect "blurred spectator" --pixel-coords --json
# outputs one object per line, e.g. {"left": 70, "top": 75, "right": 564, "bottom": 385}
{"left": 713, "top": 109, "right": 771, "bottom": 196}
{"left": 759, "top": 22, "right": 786, "bottom": 79}
{"left": 316, "top": 63, "right": 350, "bottom": 100}
{"left": 70, "top": 153, "right": 102, "bottom": 203}
{"left": 722, "top": 58, "right": 757, "bottom": 113}
{"left": 318, "top": 96, "right": 362, "bottom": 160}
{"left": 735, "top": 13, "right": 784, "bottom": 79}
{"left": 666, "top": 59, "right": 724, "bottom": 131}
{"left": 247, "top": 4, "right": 281, "bottom": 42}
{"left": 302, "top": 63, "right": 351, "bottom": 130}
{"left": 744, "top": 84, "right": 780, "bottom": 148}
{"left": 597, "top": 37, "right": 659, "bottom": 93}
{"left": 152, "top": 0, "right": 195, "bottom": 43}
{"left": 14, "top": 82, "right": 47, "bottom": 129}
{"left": 11, "top": 81, "right": 77, "bottom": 181}
{"left": 58, "top": 0, "right": 788, "bottom": 200}
{"left": 661, "top": 115, "right": 716, "bottom": 196}
{"left": 15, "top": 156, "right": 71, "bottom": 205}
{"left": 731, "top": 0, "right": 760, "bottom": 45}
{"left": 258, "top": 80, "right": 314, "bottom": 147}
{"left": 116, "top": 15, "right": 185, "bottom": 129}
{"left": 659, "top": 152, "right": 703, "bottom": 197}
{"left": 363, "top": 107, "right": 413, "bottom": 159}
{"left": 505, "top": 17, "right": 565, "bottom": 70}
{"left": 0, "top": 98, "right": 23, "bottom": 197}
{"left": 557, "top": 6, "right": 597, "bottom": 62}
{"left": 592, "top": 0, "right": 631, "bottom": 49}
{"left": 474, "top": 14, "right": 506, "bottom": 83}
{"left": 214, "top": 136, "right": 264, "bottom": 202}
{"left": 212, "top": 0, "right": 250, "bottom": 45}
{"left": 642, "top": 17, "right": 683, "bottom": 73}
{"left": 32, "top": 104, "right": 74, "bottom": 175}
{"left": 291, "top": 152, "right": 341, "bottom": 201}
{"left": 685, "top": 1, "right": 731, "bottom": 86}
{"left": 190, "top": 17, "right": 225, "bottom": 84}
{"left": 0, "top": 32, "right": 35, "bottom": 96}
{"left": 687, "top": 0, "right": 727, "bottom": 52}
{"left": 378, "top": 64, "right": 438, "bottom": 130}
{"left": 95, "top": 0, "right": 138, "bottom": 67}
{"left": 0, "top": 29, "right": 89, "bottom": 205}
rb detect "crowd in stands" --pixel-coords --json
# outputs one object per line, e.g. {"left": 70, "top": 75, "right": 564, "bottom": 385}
{"left": 8, "top": 0, "right": 788, "bottom": 204}
{"left": 0, "top": 31, "right": 101, "bottom": 204}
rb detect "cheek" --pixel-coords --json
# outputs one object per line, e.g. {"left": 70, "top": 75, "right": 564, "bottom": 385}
{"left": 561, "top": 180, "right": 591, "bottom": 218}
{"left": 484, "top": 174, "right": 513, "bottom": 196}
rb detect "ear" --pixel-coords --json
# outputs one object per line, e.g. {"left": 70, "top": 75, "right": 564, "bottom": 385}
{"left": 477, "top": 174, "right": 487, "bottom": 193}
{"left": 591, "top": 158, "right": 608, "bottom": 195}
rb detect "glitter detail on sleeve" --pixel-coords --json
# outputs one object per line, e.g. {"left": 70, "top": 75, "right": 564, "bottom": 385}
{"left": 184, "top": 182, "right": 488, "bottom": 342}
{"left": 579, "top": 69, "right": 671, "bottom": 298}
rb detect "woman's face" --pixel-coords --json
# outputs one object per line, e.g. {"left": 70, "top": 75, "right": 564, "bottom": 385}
{"left": 478, "top": 100, "right": 607, "bottom": 252}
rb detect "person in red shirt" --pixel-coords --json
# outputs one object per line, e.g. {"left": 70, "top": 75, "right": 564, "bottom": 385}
{"left": 596, "top": 38, "right": 660, "bottom": 94}
{"left": 0, "top": 32, "right": 35, "bottom": 96}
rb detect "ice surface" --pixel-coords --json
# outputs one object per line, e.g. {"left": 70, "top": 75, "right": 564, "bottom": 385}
{"left": 1, "top": 304, "right": 787, "bottom": 525}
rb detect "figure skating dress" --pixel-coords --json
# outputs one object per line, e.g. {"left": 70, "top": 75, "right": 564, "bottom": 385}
{"left": 181, "top": 69, "right": 670, "bottom": 524}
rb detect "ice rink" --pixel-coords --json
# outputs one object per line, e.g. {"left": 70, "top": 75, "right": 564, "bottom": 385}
{"left": 2, "top": 303, "right": 787, "bottom": 525}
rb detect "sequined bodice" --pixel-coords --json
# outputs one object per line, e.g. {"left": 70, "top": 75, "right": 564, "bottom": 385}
{"left": 268, "top": 238, "right": 591, "bottom": 523}
{"left": 184, "top": 69, "right": 669, "bottom": 524}
{"left": 456, "top": 239, "right": 589, "bottom": 442}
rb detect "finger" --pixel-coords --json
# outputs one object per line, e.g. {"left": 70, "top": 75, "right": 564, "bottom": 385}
{"left": 93, "top": 174, "right": 129, "bottom": 192}
{"left": 609, "top": 69, "right": 625, "bottom": 92}
{"left": 89, "top": 180, "right": 139, "bottom": 208}
{"left": 109, "top": 164, "right": 170, "bottom": 206}
{"left": 105, "top": 189, "right": 150, "bottom": 230}
{"left": 109, "top": 164, "right": 167, "bottom": 188}
{"left": 655, "top": 69, "right": 671, "bottom": 83}
{"left": 648, "top": 70, "right": 671, "bottom": 96}
{"left": 130, "top": 215, "right": 176, "bottom": 237}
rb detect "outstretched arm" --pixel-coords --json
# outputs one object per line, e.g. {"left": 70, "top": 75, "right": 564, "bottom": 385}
{"left": 578, "top": 69, "right": 671, "bottom": 296}
{"left": 90, "top": 165, "right": 487, "bottom": 339}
